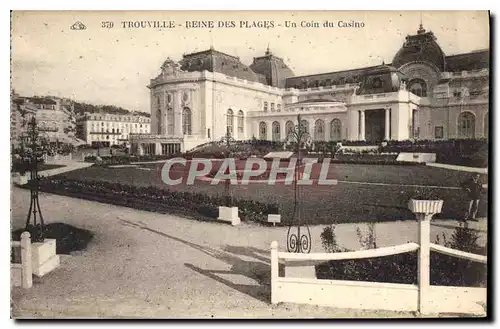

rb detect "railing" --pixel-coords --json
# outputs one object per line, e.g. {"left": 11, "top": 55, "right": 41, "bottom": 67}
{"left": 270, "top": 222, "right": 487, "bottom": 315}
{"left": 11, "top": 232, "right": 32, "bottom": 289}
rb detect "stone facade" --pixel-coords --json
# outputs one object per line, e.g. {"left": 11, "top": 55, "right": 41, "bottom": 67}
{"left": 131, "top": 25, "right": 489, "bottom": 155}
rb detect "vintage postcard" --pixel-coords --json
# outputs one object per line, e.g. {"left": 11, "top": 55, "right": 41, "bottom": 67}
{"left": 10, "top": 10, "right": 489, "bottom": 319}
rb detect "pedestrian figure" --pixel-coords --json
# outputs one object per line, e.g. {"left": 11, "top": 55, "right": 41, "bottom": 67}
{"left": 461, "top": 173, "right": 483, "bottom": 222}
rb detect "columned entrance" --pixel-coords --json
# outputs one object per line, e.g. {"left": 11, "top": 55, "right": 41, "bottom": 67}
{"left": 364, "top": 109, "right": 386, "bottom": 142}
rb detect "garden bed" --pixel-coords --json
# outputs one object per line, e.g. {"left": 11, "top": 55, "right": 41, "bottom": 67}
{"left": 12, "top": 223, "right": 94, "bottom": 255}
{"left": 315, "top": 250, "right": 487, "bottom": 287}
{"left": 33, "top": 177, "right": 281, "bottom": 225}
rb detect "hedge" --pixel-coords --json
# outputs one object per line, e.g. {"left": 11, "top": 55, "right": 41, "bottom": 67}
{"left": 34, "top": 177, "right": 281, "bottom": 225}
{"left": 316, "top": 250, "right": 487, "bottom": 287}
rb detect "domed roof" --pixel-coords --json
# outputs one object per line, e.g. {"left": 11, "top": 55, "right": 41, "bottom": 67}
{"left": 392, "top": 25, "right": 446, "bottom": 71}
{"left": 179, "top": 48, "right": 265, "bottom": 83}
{"left": 363, "top": 64, "right": 403, "bottom": 76}
{"left": 250, "top": 47, "right": 295, "bottom": 88}
{"left": 356, "top": 64, "right": 407, "bottom": 95}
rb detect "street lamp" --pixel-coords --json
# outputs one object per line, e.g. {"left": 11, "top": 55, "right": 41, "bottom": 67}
{"left": 285, "top": 114, "right": 312, "bottom": 253}
{"left": 21, "top": 117, "right": 49, "bottom": 242}
{"left": 220, "top": 127, "right": 236, "bottom": 206}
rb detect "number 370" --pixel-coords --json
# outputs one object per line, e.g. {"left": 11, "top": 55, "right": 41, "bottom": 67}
{"left": 101, "top": 21, "right": 114, "bottom": 28}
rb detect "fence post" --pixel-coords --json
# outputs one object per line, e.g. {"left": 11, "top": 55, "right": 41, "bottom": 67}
{"left": 270, "top": 241, "right": 278, "bottom": 304}
{"left": 417, "top": 213, "right": 432, "bottom": 314}
{"left": 20, "top": 231, "right": 32, "bottom": 289}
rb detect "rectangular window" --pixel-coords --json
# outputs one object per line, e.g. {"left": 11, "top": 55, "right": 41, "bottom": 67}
{"left": 435, "top": 126, "right": 444, "bottom": 139}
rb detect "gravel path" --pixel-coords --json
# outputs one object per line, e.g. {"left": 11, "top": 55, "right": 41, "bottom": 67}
{"left": 10, "top": 187, "right": 486, "bottom": 318}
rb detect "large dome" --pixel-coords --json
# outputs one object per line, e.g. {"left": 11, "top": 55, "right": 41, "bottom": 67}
{"left": 392, "top": 25, "right": 446, "bottom": 71}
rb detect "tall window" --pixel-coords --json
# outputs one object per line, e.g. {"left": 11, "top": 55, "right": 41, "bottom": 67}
{"left": 434, "top": 126, "right": 444, "bottom": 139}
{"left": 270, "top": 103, "right": 275, "bottom": 112}
{"left": 272, "top": 121, "right": 280, "bottom": 141}
{"left": 237, "top": 110, "right": 244, "bottom": 133}
{"left": 259, "top": 121, "right": 267, "bottom": 140}
{"left": 285, "top": 121, "right": 294, "bottom": 139}
{"left": 263, "top": 102, "right": 268, "bottom": 112}
{"left": 458, "top": 111, "right": 475, "bottom": 138}
{"left": 408, "top": 79, "right": 427, "bottom": 97}
{"left": 330, "top": 119, "right": 342, "bottom": 141}
{"left": 314, "top": 119, "right": 325, "bottom": 141}
{"left": 156, "top": 109, "right": 162, "bottom": 134}
{"left": 300, "top": 120, "right": 309, "bottom": 134}
{"left": 167, "top": 107, "right": 174, "bottom": 135}
{"left": 277, "top": 104, "right": 281, "bottom": 112}
{"left": 182, "top": 107, "right": 192, "bottom": 135}
{"left": 227, "top": 109, "right": 234, "bottom": 136}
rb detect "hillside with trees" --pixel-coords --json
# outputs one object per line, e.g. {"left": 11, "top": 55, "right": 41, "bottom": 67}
{"left": 73, "top": 101, "right": 150, "bottom": 117}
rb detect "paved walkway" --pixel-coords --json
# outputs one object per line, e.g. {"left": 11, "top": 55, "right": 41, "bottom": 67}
{"left": 10, "top": 187, "right": 487, "bottom": 318}
{"left": 38, "top": 161, "right": 93, "bottom": 178}
{"left": 426, "top": 163, "right": 488, "bottom": 174}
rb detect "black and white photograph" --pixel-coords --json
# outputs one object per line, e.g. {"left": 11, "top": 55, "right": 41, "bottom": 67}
{"left": 9, "top": 10, "right": 490, "bottom": 319}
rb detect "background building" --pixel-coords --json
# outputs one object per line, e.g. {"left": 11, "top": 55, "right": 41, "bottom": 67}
{"left": 129, "top": 25, "right": 490, "bottom": 155}
{"left": 76, "top": 112, "right": 151, "bottom": 147}
{"left": 11, "top": 95, "right": 80, "bottom": 148}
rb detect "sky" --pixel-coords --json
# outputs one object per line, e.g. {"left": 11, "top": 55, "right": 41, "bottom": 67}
{"left": 11, "top": 10, "right": 490, "bottom": 113}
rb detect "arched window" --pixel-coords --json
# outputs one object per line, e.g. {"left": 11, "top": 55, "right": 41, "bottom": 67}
{"left": 484, "top": 112, "right": 489, "bottom": 138}
{"left": 272, "top": 121, "right": 281, "bottom": 142}
{"left": 226, "top": 109, "right": 234, "bottom": 136}
{"left": 156, "top": 109, "right": 162, "bottom": 134}
{"left": 263, "top": 102, "right": 268, "bottom": 112}
{"left": 167, "top": 107, "right": 174, "bottom": 135}
{"left": 259, "top": 122, "right": 267, "bottom": 140}
{"left": 182, "top": 107, "right": 191, "bottom": 135}
{"left": 314, "top": 119, "right": 325, "bottom": 141}
{"left": 285, "top": 120, "right": 295, "bottom": 139}
{"left": 330, "top": 119, "right": 342, "bottom": 141}
{"left": 300, "top": 120, "right": 309, "bottom": 134}
{"left": 458, "top": 111, "right": 475, "bottom": 138}
{"left": 237, "top": 110, "right": 244, "bottom": 133}
{"left": 408, "top": 79, "right": 427, "bottom": 97}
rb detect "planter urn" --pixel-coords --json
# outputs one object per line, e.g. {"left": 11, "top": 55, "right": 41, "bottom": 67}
{"left": 218, "top": 206, "right": 240, "bottom": 226}
{"left": 408, "top": 198, "right": 444, "bottom": 315}
{"left": 408, "top": 199, "right": 444, "bottom": 218}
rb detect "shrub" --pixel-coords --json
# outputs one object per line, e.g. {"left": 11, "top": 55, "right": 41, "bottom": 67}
{"left": 320, "top": 225, "right": 343, "bottom": 253}
{"left": 316, "top": 222, "right": 486, "bottom": 287}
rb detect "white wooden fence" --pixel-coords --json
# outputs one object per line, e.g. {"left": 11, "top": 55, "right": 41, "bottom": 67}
{"left": 11, "top": 232, "right": 33, "bottom": 289}
{"left": 270, "top": 221, "right": 487, "bottom": 315}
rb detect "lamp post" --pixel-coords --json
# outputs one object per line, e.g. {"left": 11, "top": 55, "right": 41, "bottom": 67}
{"left": 21, "top": 117, "right": 48, "bottom": 242}
{"left": 285, "top": 114, "right": 312, "bottom": 253}
{"left": 220, "top": 127, "right": 236, "bottom": 206}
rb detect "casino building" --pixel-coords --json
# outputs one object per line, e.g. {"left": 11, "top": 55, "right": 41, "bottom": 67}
{"left": 130, "top": 24, "right": 489, "bottom": 155}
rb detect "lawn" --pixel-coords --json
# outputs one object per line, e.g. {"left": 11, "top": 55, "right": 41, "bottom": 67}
{"left": 55, "top": 162, "right": 488, "bottom": 225}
